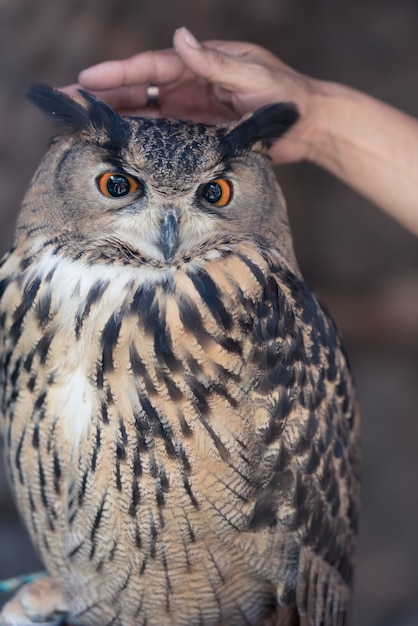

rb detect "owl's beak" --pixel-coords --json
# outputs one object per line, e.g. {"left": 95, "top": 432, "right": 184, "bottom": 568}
{"left": 160, "top": 211, "right": 179, "bottom": 261}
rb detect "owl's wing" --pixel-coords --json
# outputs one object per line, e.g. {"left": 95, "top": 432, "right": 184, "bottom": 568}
{"left": 244, "top": 260, "right": 360, "bottom": 625}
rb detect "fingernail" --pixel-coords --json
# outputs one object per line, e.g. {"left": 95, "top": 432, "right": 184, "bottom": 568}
{"left": 177, "top": 27, "right": 201, "bottom": 50}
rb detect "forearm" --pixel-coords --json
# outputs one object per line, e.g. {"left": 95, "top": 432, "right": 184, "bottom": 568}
{"left": 308, "top": 81, "right": 418, "bottom": 234}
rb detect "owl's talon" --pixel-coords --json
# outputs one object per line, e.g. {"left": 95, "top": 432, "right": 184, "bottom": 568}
{"left": 0, "top": 578, "right": 69, "bottom": 626}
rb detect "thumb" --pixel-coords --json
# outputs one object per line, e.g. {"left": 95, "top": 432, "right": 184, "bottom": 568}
{"left": 173, "top": 28, "right": 247, "bottom": 90}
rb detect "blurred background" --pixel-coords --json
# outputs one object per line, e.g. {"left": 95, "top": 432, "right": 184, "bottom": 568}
{"left": 0, "top": 0, "right": 417, "bottom": 624}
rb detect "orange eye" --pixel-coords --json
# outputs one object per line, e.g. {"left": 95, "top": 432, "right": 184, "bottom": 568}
{"left": 97, "top": 172, "right": 142, "bottom": 198}
{"left": 200, "top": 178, "right": 232, "bottom": 207}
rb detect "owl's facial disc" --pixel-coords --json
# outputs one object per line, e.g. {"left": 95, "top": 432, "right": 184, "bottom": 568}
{"left": 160, "top": 210, "right": 179, "bottom": 261}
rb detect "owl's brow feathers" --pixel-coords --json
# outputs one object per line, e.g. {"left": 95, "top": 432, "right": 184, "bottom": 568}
{"left": 27, "top": 83, "right": 299, "bottom": 157}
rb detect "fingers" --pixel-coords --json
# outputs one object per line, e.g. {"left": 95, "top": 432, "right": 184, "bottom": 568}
{"left": 86, "top": 85, "right": 150, "bottom": 112}
{"left": 77, "top": 48, "right": 190, "bottom": 113}
{"left": 78, "top": 27, "right": 271, "bottom": 101}
{"left": 78, "top": 48, "right": 185, "bottom": 91}
{"left": 73, "top": 28, "right": 309, "bottom": 130}
{"left": 173, "top": 28, "right": 256, "bottom": 89}
{"left": 172, "top": 28, "right": 288, "bottom": 114}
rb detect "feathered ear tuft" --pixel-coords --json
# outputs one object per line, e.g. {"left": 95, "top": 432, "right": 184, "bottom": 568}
{"left": 27, "top": 84, "right": 93, "bottom": 130}
{"left": 27, "top": 83, "right": 127, "bottom": 150}
{"left": 220, "top": 103, "right": 299, "bottom": 156}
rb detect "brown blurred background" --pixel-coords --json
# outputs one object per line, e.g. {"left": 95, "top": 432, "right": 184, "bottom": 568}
{"left": 0, "top": 1, "right": 417, "bottom": 624}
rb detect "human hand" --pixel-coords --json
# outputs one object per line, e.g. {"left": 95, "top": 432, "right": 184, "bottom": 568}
{"left": 72, "top": 28, "right": 324, "bottom": 165}
{"left": 64, "top": 28, "right": 418, "bottom": 233}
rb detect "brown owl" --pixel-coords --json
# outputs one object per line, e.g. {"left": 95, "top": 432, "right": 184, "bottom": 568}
{"left": 0, "top": 85, "right": 360, "bottom": 626}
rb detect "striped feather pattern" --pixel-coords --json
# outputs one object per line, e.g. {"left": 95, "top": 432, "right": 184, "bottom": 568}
{"left": 0, "top": 238, "right": 359, "bottom": 626}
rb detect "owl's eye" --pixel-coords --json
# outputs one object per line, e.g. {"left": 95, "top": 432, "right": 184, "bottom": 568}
{"left": 200, "top": 179, "right": 232, "bottom": 207}
{"left": 97, "top": 172, "right": 142, "bottom": 198}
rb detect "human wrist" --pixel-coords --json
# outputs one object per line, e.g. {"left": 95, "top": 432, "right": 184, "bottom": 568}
{"left": 296, "top": 78, "right": 342, "bottom": 165}
{"left": 265, "top": 69, "right": 334, "bottom": 164}
{"left": 303, "top": 79, "right": 365, "bottom": 171}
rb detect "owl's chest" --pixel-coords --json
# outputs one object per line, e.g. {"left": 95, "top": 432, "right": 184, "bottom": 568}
{"left": 1, "top": 247, "right": 278, "bottom": 516}
{"left": 1, "top": 246, "right": 348, "bottom": 624}
{"left": 1, "top": 247, "right": 293, "bottom": 605}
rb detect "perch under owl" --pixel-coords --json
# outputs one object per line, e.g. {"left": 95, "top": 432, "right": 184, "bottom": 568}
{"left": 0, "top": 85, "right": 360, "bottom": 626}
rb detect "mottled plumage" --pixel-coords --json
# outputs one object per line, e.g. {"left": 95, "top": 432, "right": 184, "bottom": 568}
{"left": 0, "top": 86, "right": 360, "bottom": 626}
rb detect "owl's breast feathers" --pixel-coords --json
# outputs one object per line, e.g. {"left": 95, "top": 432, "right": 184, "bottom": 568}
{"left": 0, "top": 238, "right": 359, "bottom": 624}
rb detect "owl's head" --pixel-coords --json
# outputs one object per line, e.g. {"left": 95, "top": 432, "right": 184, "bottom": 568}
{"left": 19, "top": 84, "right": 299, "bottom": 268}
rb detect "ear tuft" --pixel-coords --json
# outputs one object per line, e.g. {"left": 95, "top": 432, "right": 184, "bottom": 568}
{"left": 27, "top": 83, "right": 127, "bottom": 150}
{"left": 27, "top": 84, "right": 92, "bottom": 130}
{"left": 220, "top": 103, "right": 300, "bottom": 156}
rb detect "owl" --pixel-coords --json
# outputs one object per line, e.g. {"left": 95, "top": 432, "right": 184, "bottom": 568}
{"left": 0, "top": 85, "right": 360, "bottom": 626}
